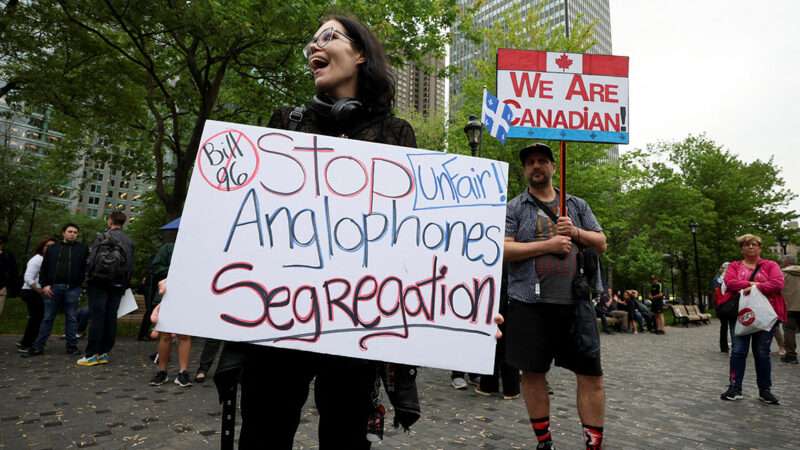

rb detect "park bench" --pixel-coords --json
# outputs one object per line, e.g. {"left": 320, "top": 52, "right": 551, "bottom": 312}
{"left": 596, "top": 315, "right": 622, "bottom": 332}
{"left": 670, "top": 304, "right": 690, "bottom": 326}
{"left": 671, "top": 304, "right": 705, "bottom": 326}
{"left": 118, "top": 293, "right": 146, "bottom": 329}
{"left": 686, "top": 304, "right": 711, "bottom": 324}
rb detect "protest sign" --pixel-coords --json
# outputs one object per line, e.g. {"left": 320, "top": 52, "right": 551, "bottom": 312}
{"left": 497, "top": 48, "right": 629, "bottom": 144}
{"left": 156, "top": 120, "right": 509, "bottom": 374}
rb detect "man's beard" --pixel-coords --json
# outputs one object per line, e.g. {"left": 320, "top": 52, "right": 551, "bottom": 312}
{"left": 528, "top": 172, "right": 551, "bottom": 189}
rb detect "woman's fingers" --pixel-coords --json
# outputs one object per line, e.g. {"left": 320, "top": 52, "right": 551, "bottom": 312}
{"left": 494, "top": 313, "right": 504, "bottom": 339}
{"left": 151, "top": 303, "right": 161, "bottom": 325}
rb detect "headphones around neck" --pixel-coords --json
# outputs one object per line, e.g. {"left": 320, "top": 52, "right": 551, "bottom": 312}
{"left": 311, "top": 95, "right": 363, "bottom": 122}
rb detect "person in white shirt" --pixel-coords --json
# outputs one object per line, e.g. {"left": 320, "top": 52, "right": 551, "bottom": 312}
{"left": 17, "top": 238, "right": 56, "bottom": 352}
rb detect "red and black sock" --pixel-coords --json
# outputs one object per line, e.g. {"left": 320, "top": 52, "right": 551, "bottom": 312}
{"left": 530, "top": 416, "right": 552, "bottom": 445}
{"left": 583, "top": 423, "right": 604, "bottom": 450}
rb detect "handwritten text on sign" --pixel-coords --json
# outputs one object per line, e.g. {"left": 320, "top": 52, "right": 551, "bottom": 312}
{"left": 496, "top": 49, "right": 630, "bottom": 144}
{"left": 157, "top": 120, "right": 509, "bottom": 373}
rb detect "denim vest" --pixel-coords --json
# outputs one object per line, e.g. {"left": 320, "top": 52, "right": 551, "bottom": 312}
{"left": 505, "top": 191, "right": 602, "bottom": 304}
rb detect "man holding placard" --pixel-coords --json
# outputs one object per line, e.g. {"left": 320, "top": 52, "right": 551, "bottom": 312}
{"left": 504, "top": 143, "right": 607, "bottom": 450}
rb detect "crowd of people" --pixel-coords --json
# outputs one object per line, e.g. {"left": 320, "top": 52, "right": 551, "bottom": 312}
{"left": 12, "top": 214, "right": 131, "bottom": 362}
{"left": 1, "top": 12, "right": 798, "bottom": 450}
{"left": 594, "top": 280, "right": 667, "bottom": 336}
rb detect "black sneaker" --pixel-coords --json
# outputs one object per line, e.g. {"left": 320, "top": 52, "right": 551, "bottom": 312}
{"left": 20, "top": 348, "right": 44, "bottom": 358}
{"left": 781, "top": 355, "right": 798, "bottom": 364}
{"left": 149, "top": 371, "right": 169, "bottom": 386}
{"left": 536, "top": 442, "right": 555, "bottom": 450}
{"left": 759, "top": 390, "right": 780, "bottom": 405}
{"left": 174, "top": 371, "right": 192, "bottom": 388}
{"left": 66, "top": 347, "right": 80, "bottom": 355}
{"left": 720, "top": 386, "right": 743, "bottom": 401}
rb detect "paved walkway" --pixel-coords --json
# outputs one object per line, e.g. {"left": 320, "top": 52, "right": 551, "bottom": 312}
{"left": 1, "top": 322, "right": 798, "bottom": 449}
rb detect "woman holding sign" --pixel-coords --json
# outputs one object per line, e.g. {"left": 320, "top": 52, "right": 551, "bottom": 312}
{"left": 719, "top": 234, "right": 785, "bottom": 405}
{"left": 239, "top": 15, "right": 419, "bottom": 449}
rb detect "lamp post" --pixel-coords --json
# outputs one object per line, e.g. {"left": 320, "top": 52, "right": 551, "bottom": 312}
{"left": 464, "top": 115, "right": 483, "bottom": 157}
{"left": 663, "top": 253, "right": 676, "bottom": 302}
{"left": 689, "top": 221, "right": 705, "bottom": 311}
{"left": 779, "top": 235, "right": 789, "bottom": 255}
{"left": 23, "top": 198, "right": 38, "bottom": 256}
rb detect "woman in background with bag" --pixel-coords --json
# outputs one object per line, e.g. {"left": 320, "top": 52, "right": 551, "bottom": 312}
{"left": 719, "top": 234, "right": 785, "bottom": 404}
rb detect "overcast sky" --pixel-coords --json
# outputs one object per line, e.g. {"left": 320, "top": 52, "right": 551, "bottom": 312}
{"left": 610, "top": 0, "right": 800, "bottom": 216}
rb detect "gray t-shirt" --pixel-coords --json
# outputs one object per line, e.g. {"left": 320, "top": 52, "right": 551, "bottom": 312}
{"left": 532, "top": 197, "right": 578, "bottom": 304}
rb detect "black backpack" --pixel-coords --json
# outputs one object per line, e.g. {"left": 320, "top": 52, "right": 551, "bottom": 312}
{"left": 89, "top": 232, "right": 128, "bottom": 283}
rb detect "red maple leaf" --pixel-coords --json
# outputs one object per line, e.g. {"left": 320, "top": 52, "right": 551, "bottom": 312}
{"left": 555, "top": 53, "right": 573, "bottom": 71}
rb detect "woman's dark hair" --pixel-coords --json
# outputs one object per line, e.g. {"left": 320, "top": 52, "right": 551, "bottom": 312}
{"left": 322, "top": 15, "right": 395, "bottom": 113}
{"left": 34, "top": 237, "right": 56, "bottom": 256}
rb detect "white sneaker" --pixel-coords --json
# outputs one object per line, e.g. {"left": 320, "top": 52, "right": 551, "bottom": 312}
{"left": 451, "top": 377, "right": 468, "bottom": 390}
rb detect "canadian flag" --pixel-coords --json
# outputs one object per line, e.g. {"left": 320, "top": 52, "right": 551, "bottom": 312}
{"left": 546, "top": 52, "right": 582, "bottom": 74}
{"left": 496, "top": 49, "right": 629, "bottom": 77}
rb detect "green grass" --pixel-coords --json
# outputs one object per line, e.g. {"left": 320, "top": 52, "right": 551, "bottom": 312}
{"left": 0, "top": 295, "right": 141, "bottom": 337}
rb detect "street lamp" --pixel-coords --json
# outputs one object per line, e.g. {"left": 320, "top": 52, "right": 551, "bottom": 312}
{"left": 662, "top": 253, "right": 676, "bottom": 302}
{"left": 464, "top": 115, "right": 483, "bottom": 157}
{"left": 779, "top": 235, "right": 789, "bottom": 255}
{"left": 689, "top": 221, "right": 705, "bottom": 312}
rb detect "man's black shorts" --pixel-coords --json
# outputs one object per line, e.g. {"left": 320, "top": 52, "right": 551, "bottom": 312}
{"left": 506, "top": 301, "right": 603, "bottom": 376}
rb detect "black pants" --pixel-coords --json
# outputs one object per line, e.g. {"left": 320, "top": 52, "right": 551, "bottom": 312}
{"left": 197, "top": 338, "right": 222, "bottom": 373}
{"left": 20, "top": 290, "right": 44, "bottom": 348}
{"left": 85, "top": 283, "right": 125, "bottom": 356}
{"left": 239, "top": 346, "right": 374, "bottom": 450}
{"left": 478, "top": 326, "right": 520, "bottom": 396}
{"left": 137, "top": 293, "right": 155, "bottom": 340}
{"left": 719, "top": 316, "right": 733, "bottom": 351}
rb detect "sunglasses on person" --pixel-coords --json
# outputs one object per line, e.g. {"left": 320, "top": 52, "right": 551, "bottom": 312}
{"left": 303, "top": 27, "right": 354, "bottom": 58}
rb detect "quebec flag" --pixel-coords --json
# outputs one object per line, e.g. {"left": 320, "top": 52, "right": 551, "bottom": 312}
{"left": 482, "top": 89, "right": 514, "bottom": 144}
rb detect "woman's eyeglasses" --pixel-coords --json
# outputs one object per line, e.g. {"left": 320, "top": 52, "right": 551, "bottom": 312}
{"left": 742, "top": 242, "right": 761, "bottom": 247}
{"left": 303, "top": 27, "right": 353, "bottom": 58}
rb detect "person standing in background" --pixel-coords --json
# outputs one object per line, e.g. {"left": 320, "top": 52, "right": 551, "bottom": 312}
{"left": 23, "top": 224, "right": 88, "bottom": 357}
{"left": 0, "top": 235, "right": 19, "bottom": 317}
{"left": 17, "top": 238, "right": 56, "bottom": 352}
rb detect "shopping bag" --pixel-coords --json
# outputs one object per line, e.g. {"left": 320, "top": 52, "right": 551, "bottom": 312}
{"left": 734, "top": 286, "right": 778, "bottom": 336}
{"left": 117, "top": 288, "right": 138, "bottom": 318}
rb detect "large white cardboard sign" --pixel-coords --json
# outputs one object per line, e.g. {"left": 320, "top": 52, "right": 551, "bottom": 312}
{"left": 157, "top": 120, "right": 509, "bottom": 374}
{"left": 497, "top": 48, "right": 630, "bottom": 144}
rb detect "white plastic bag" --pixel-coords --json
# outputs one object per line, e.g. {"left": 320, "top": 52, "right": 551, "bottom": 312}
{"left": 734, "top": 286, "right": 778, "bottom": 336}
{"left": 117, "top": 288, "right": 138, "bottom": 318}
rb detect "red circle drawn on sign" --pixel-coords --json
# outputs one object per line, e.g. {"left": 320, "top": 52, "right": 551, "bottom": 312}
{"left": 197, "top": 129, "right": 260, "bottom": 192}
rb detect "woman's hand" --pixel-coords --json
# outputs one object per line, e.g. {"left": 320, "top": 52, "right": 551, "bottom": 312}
{"left": 158, "top": 279, "right": 167, "bottom": 296}
{"left": 494, "top": 314, "right": 504, "bottom": 339}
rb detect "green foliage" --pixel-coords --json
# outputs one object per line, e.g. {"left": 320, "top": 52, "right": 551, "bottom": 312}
{"left": 396, "top": 109, "right": 447, "bottom": 152}
{"left": 126, "top": 193, "right": 170, "bottom": 282}
{"left": 607, "top": 135, "right": 797, "bottom": 294}
{"left": 1, "top": 0, "right": 459, "bottom": 218}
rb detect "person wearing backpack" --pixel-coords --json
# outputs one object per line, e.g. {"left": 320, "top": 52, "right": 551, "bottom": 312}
{"left": 77, "top": 211, "right": 134, "bottom": 367}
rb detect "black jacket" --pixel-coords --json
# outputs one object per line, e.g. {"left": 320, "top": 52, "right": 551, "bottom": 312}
{"left": 39, "top": 240, "right": 89, "bottom": 289}
{"left": 0, "top": 249, "right": 18, "bottom": 291}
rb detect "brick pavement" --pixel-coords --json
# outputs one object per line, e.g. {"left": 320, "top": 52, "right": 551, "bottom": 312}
{"left": 1, "top": 322, "right": 798, "bottom": 449}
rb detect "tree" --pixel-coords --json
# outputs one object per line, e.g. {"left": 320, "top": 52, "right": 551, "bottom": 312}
{"left": 1, "top": 0, "right": 459, "bottom": 218}
{"left": 397, "top": 109, "right": 447, "bottom": 152}
{"left": 0, "top": 114, "right": 74, "bottom": 237}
